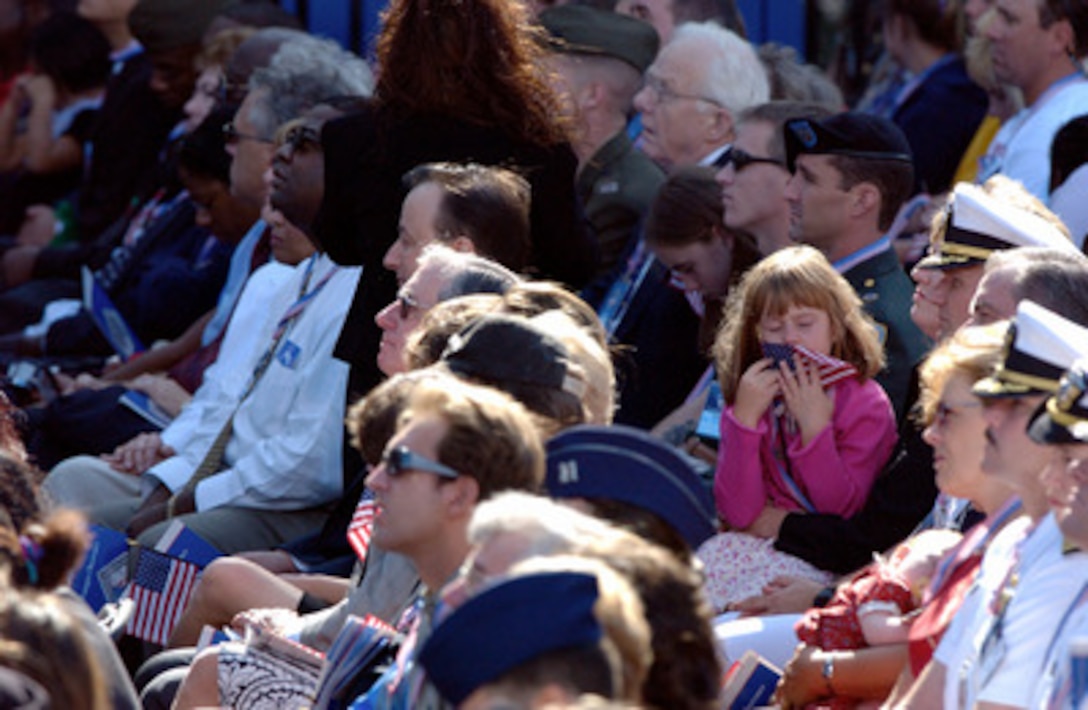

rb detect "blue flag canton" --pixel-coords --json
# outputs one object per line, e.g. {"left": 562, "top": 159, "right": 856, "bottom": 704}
{"left": 135, "top": 551, "right": 173, "bottom": 593}
{"left": 761, "top": 342, "right": 796, "bottom": 370}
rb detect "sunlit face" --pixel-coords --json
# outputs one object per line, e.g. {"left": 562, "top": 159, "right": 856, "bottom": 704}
{"left": 263, "top": 204, "right": 316, "bottom": 266}
{"left": 1051, "top": 444, "right": 1088, "bottom": 547}
{"left": 981, "top": 394, "right": 1054, "bottom": 500}
{"left": 910, "top": 264, "right": 947, "bottom": 340}
{"left": 384, "top": 182, "right": 446, "bottom": 285}
{"left": 269, "top": 108, "right": 337, "bottom": 236}
{"left": 965, "top": 266, "right": 1018, "bottom": 327}
{"left": 923, "top": 374, "right": 989, "bottom": 501}
{"left": 783, "top": 154, "right": 851, "bottom": 257}
{"left": 374, "top": 260, "right": 444, "bottom": 376}
{"left": 365, "top": 415, "right": 454, "bottom": 559}
{"left": 650, "top": 233, "right": 735, "bottom": 299}
{"left": 939, "top": 264, "right": 986, "bottom": 338}
{"left": 439, "top": 530, "right": 533, "bottom": 611}
{"left": 718, "top": 120, "right": 792, "bottom": 254}
{"left": 984, "top": 0, "right": 1066, "bottom": 96}
{"left": 632, "top": 39, "right": 728, "bottom": 170}
{"left": 758, "top": 304, "right": 834, "bottom": 356}
{"left": 227, "top": 89, "right": 276, "bottom": 209}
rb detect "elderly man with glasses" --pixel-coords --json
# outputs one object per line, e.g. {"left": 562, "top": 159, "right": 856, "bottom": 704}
{"left": 632, "top": 21, "right": 768, "bottom": 172}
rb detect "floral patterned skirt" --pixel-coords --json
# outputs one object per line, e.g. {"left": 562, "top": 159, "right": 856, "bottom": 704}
{"left": 696, "top": 531, "right": 835, "bottom": 612}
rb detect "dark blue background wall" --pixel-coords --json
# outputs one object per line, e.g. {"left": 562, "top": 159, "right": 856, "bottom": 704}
{"left": 281, "top": 0, "right": 807, "bottom": 59}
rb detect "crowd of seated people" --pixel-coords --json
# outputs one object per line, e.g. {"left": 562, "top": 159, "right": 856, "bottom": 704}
{"left": 0, "top": 0, "right": 1086, "bottom": 707}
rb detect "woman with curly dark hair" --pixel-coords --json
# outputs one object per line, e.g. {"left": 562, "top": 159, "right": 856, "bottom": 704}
{"left": 317, "top": 0, "right": 595, "bottom": 395}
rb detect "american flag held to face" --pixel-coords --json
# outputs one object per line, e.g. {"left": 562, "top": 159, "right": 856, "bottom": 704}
{"left": 761, "top": 342, "right": 857, "bottom": 388}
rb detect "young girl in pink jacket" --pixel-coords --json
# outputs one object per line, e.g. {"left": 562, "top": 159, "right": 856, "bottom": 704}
{"left": 698, "top": 246, "right": 897, "bottom": 611}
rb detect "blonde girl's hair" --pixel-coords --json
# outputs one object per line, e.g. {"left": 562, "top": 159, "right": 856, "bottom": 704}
{"left": 712, "top": 245, "right": 885, "bottom": 403}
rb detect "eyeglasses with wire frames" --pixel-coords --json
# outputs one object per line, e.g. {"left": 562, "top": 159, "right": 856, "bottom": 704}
{"left": 396, "top": 290, "right": 421, "bottom": 320}
{"left": 223, "top": 121, "right": 274, "bottom": 146}
{"left": 641, "top": 73, "right": 721, "bottom": 107}
{"left": 715, "top": 145, "right": 786, "bottom": 171}
{"left": 275, "top": 119, "right": 322, "bottom": 154}
{"left": 380, "top": 446, "right": 460, "bottom": 479}
{"left": 931, "top": 399, "right": 983, "bottom": 428}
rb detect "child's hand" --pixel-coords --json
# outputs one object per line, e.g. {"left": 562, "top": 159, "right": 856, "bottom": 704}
{"left": 733, "top": 358, "right": 779, "bottom": 429}
{"left": 778, "top": 359, "right": 833, "bottom": 445}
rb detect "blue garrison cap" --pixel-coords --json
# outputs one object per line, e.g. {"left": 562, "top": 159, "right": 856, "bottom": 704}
{"left": 545, "top": 424, "right": 717, "bottom": 549}
{"left": 418, "top": 572, "right": 602, "bottom": 705}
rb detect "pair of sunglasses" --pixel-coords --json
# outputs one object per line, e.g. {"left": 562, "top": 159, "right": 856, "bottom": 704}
{"left": 381, "top": 446, "right": 460, "bottom": 480}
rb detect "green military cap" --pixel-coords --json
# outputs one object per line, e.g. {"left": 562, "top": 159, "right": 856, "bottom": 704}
{"left": 538, "top": 5, "right": 659, "bottom": 73}
{"left": 130, "top": 0, "right": 239, "bottom": 53}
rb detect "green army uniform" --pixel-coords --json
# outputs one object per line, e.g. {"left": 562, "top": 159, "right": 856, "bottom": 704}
{"left": 577, "top": 130, "right": 665, "bottom": 275}
{"left": 843, "top": 247, "right": 929, "bottom": 421}
{"left": 538, "top": 4, "right": 660, "bottom": 276}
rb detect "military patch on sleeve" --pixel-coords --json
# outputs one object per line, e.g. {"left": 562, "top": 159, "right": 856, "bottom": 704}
{"left": 597, "top": 180, "right": 619, "bottom": 195}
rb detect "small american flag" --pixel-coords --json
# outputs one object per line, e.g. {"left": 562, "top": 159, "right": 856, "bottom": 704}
{"left": 761, "top": 343, "right": 858, "bottom": 388}
{"left": 126, "top": 548, "right": 200, "bottom": 645}
{"left": 347, "top": 490, "right": 377, "bottom": 563}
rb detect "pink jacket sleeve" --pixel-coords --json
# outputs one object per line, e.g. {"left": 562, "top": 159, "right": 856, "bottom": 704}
{"left": 713, "top": 378, "right": 897, "bottom": 529}
{"left": 714, "top": 406, "right": 772, "bottom": 529}
{"left": 786, "top": 378, "right": 898, "bottom": 518}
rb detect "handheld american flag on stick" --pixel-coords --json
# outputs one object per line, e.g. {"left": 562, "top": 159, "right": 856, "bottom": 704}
{"left": 126, "top": 548, "right": 200, "bottom": 645}
{"left": 347, "top": 490, "right": 377, "bottom": 563}
{"left": 761, "top": 343, "right": 858, "bottom": 388}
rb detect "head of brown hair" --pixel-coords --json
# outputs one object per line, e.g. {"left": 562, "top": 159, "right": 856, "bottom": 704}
{"left": 712, "top": 245, "right": 885, "bottom": 403}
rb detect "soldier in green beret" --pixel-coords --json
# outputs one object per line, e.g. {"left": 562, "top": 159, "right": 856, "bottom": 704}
{"left": 539, "top": 5, "right": 664, "bottom": 278}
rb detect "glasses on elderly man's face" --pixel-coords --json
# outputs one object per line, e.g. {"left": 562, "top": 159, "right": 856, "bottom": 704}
{"left": 641, "top": 73, "right": 721, "bottom": 107}
{"left": 277, "top": 121, "right": 323, "bottom": 154}
{"left": 715, "top": 146, "right": 786, "bottom": 171}
{"left": 380, "top": 446, "right": 461, "bottom": 480}
{"left": 223, "top": 121, "right": 274, "bottom": 146}
{"left": 397, "top": 290, "right": 421, "bottom": 320}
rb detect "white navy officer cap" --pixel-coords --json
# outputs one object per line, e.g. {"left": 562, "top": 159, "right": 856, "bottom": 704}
{"left": 1029, "top": 358, "right": 1088, "bottom": 445}
{"left": 973, "top": 301, "right": 1088, "bottom": 399}
{"left": 930, "top": 183, "right": 1075, "bottom": 269}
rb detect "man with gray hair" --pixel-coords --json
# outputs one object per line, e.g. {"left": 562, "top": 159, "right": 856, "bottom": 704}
{"left": 633, "top": 21, "right": 768, "bottom": 171}
{"left": 43, "top": 35, "right": 374, "bottom": 554}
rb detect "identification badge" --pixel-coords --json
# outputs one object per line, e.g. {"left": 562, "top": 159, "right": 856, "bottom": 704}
{"left": 277, "top": 340, "right": 301, "bottom": 369}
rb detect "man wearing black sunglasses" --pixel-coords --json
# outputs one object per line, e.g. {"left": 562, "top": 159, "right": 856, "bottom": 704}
{"left": 358, "top": 375, "right": 545, "bottom": 708}
{"left": 716, "top": 101, "right": 833, "bottom": 256}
